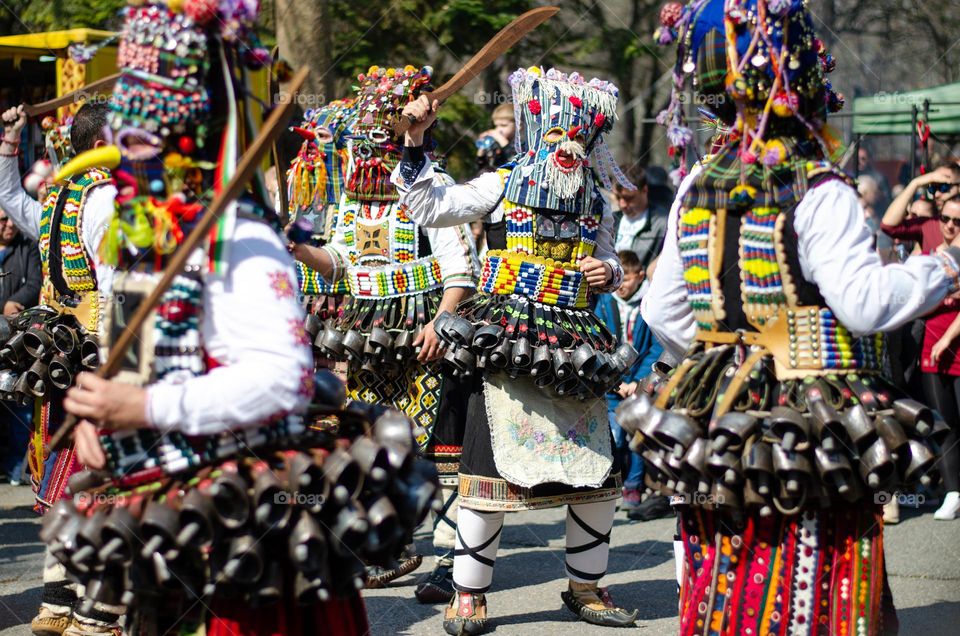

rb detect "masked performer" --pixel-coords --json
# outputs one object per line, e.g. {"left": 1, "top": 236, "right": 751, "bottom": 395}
{"left": 395, "top": 66, "right": 641, "bottom": 634}
{"left": 287, "top": 98, "right": 355, "bottom": 369}
{"left": 42, "top": 2, "right": 437, "bottom": 635}
{"left": 290, "top": 64, "right": 478, "bottom": 603}
{"left": 0, "top": 99, "right": 122, "bottom": 634}
{"left": 615, "top": 1, "right": 960, "bottom": 634}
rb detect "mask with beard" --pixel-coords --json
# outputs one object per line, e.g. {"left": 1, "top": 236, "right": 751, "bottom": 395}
{"left": 503, "top": 67, "right": 633, "bottom": 215}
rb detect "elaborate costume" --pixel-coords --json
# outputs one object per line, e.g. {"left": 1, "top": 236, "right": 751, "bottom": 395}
{"left": 36, "top": 3, "right": 436, "bottom": 635}
{"left": 619, "top": 2, "right": 960, "bottom": 634}
{"left": 287, "top": 97, "right": 355, "bottom": 365}
{"left": 300, "top": 65, "right": 478, "bottom": 601}
{"left": 393, "top": 66, "right": 639, "bottom": 632}
{"left": 0, "top": 95, "right": 118, "bottom": 635}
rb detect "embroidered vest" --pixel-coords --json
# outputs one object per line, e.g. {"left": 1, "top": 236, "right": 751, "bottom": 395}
{"left": 339, "top": 193, "right": 442, "bottom": 298}
{"left": 38, "top": 168, "right": 112, "bottom": 330}
{"left": 479, "top": 167, "right": 603, "bottom": 309}
{"left": 677, "top": 169, "right": 884, "bottom": 379}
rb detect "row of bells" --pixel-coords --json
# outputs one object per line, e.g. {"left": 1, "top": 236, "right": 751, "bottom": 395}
{"left": 617, "top": 391, "right": 945, "bottom": 515}
{"left": 44, "top": 405, "right": 440, "bottom": 613}
{"left": 0, "top": 309, "right": 99, "bottom": 403}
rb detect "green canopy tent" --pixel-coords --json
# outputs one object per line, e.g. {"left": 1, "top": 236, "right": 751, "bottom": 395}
{"left": 853, "top": 81, "right": 960, "bottom": 136}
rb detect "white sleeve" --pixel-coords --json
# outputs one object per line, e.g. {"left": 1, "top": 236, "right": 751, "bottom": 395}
{"left": 423, "top": 171, "right": 478, "bottom": 289}
{"left": 795, "top": 180, "right": 953, "bottom": 335}
{"left": 641, "top": 169, "right": 699, "bottom": 360}
{"left": 146, "top": 219, "right": 313, "bottom": 435}
{"left": 592, "top": 196, "right": 623, "bottom": 292}
{"left": 0, "top": 155, "right": 42, "bottom": 241}
{"left": 392, "top": 160, "right": 503, "bottom": 228}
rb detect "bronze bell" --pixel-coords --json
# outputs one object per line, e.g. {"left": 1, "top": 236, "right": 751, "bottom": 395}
{"left": 48, "top": 354, "right": 74, "bottom": 391}
{"left": 368, "top": 326, "right": 394, "bottom": 357}
{"left": 645, "top": 449, "right": 679, "bottom": 496}
{"left": 223, "top": 535, "right": 265, "bottom": 585}
{"left": 891, "top": 399, "right": 933, "bottom": 437}
{"left": 678, "top": 437, "right": 711, "bottom": 495}
{"left": 445, "top": 316, "right": 477, "bottom": 347}
{"left": 554, "top": 375, "right": 581, "bottom": 396}
{"left": 842, "top": 404, "right": 878, "bottom": 451}
{"left": 176, "top": 488, "right": 218, "bottom": 551}
{"left": 711, "top": 480, "right": 742, "bottom": 513}
{"left": 289, "top": 508, "right": 329, "bottom": 575}
{"left": 79, "top": 335, "right": 100, "bottom": 370}
{"left": 0, "top": 315, "right": 12, "bottom": 346}
{"left": 392, "top": 329, "right": 415, "bottom": 361}
{"left": 329, "top": 502, "right": 370, "bottom": 556}
{"left": 807, "top": 399, "right": 845, "bottom": 452}
{"left": 552, "top": 348, "right": 573, "bottom": 380}
{"left": 813, "top": 446, "right": 854, "bottom": 495}
{"left": 930, "top": 414, "right": 951, "bottom": 446}
{"left": 447, "top": 347, "right": 477, "bottom": 375}
{"left": 98, "top": 507, "right": 139, "bottom": 566}
{"left": 859, "top": 437, "right": 895, "bottom": 489}
{"left": 23, "top": 326, "right": 53, "bottom": 358}
{"left": 1, "top": 331, "right": 28, "bottom": 368}
{"left": 472, "top": 323, "right": 504, "bottom": 351}
{"left": 340, "top": 329, "right": 366, "bottom": 360}
{"left": 71, "top": 510, "right": 108, "bottom": 573}
{"left": 324, "top": 448, "right": 363, "bottom": 505}
{"left": 320, "top": 320, "right": 346, "bottom": 355}
{"left": 571, "top": 343, "right": 598, "bottom": 379}
{"left": 652, "top": 411, "right": 700, "bottom": 459}
{"left": 771, "top": 444, "right": 813, "bottom": 495}
{"left": 615, "top": 392, "right": 652, "bottom": 436}
{"left": 875, "top": 415, "right": 909, "bottom": 460}
{"left": 743, "top": 440, "right": 774, "bottom": 495}
{"left": 742, "top": 478, "right": 773, "bottom": 517}
{"left": 488, "top": 338, "right": 513, "bottom": 369}
{"left": 531, "top": 344, "right": 552, "bottom": 377}
{"left": 51, "top": 323, "right": 79, "bottom": 356}
{"left": 511, "top": 338, "right": 533, "bottom": 369}
{"left": 303, "top": 314, "right": 323, "bottom": 343}
{"left": 364, "top": 496, "right": 402, "bottom": 555}
{"left": 22, "top": 358, "right": 49, "bottom": 398}
{"left": 139, "top": 499, "right": 180, "bottom": 560}
{"left": 350, "top": 437, "right": 392, "bottom": 487}
{"left": 767, "top": 406, "right": 810, "bottom": 452}
{"left": 709, "top": 412, "right": 758, "bottom": 453}
{"left": 612, "top": 343, "right": 639, "bottom": 374}
{"left": 374, "top": 410, "right": 415, "bottom": 471}
{"left": 707, "top": 448, "right": 743, "bottom": 486}
{"left": 903, "top": 439, "right": 938, "bottom": 487}
{"left": 252, "top": 465, "right": 293, "bottom": 532}
{"left": 209, "top": 470, "right": 252, "bottom": 530}
{"left": 432, "top": 311, "right": 454, "bottom": 341}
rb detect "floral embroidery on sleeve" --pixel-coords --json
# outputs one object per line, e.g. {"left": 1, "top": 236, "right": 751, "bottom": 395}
{"left": 289, "top": 318, "right": 310, "bottom": 346}
{"left": 268, "top": 271, "right": 296, "bottom": 300}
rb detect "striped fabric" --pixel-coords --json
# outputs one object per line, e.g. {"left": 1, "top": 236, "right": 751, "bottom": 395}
{"left": 677, "top": 506, "right": 886, "bottom": 636}
{"left": 740, "top": 206, "right": 787, "bottom": 326}
{"left": 346, "top": 257, "right": 442, "bottom": 298}
{"left": 678, "top": 207, "right": 715, "bottom": 330}
{"left": 479, "top": 250, "right": 590, "bottom": 309}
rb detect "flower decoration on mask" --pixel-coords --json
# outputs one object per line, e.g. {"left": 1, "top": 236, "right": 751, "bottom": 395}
{"left": 346, "top": 65, "right": 433, "bottom": 202}
{"left": 504, "top": 66, "right": 633, "bottom": 216}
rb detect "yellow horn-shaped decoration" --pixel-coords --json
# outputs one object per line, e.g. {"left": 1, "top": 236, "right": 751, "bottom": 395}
{"left": 55, "top": 145, "right": 122, "bottom": 182}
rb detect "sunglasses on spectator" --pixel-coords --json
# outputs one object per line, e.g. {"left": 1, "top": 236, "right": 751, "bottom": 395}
{"left": 939, "top": 215, "right": 960, "bottom": 228}
{"left": 928, "top": 183, "right": 959, "bottom": 195}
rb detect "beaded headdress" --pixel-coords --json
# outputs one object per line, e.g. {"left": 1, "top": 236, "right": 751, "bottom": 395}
{"left": 346, "top": 65, "right": 433, "bottom": 202}
{"left": 656, "top": 0, "right": 844, "bottom": 176}
{"left": 504, "top": 66, "right": 633, "bottom": 216}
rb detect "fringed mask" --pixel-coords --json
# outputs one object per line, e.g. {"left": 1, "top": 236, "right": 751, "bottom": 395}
{"left": 504, "top": 67, "right": 633, "bottom": 215}
{"left": 288, "top": 97, "right": 357, "bottom": 228}
{"left": 346, "top": 65, "right": 433, "bottom": 202}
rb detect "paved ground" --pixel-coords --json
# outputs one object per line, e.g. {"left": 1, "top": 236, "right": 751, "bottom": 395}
{"left": 2, "top": 484, "right": 959, "bottom": 635}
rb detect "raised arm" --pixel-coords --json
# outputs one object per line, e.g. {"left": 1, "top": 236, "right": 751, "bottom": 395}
{"left": 881, "top": 166, "right": 953, "bottom": 228}
{"left": 0, "top": 106, "right": 42, "bottom": 241}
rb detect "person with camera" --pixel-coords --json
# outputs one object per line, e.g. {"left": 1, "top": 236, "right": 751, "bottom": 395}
{"left": 474, "top": 102, "right": 515, "bottom": 174}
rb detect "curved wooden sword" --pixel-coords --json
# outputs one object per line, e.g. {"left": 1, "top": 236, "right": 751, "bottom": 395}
{"left": 393, "top": 6, "right": 559, "bottom": 136}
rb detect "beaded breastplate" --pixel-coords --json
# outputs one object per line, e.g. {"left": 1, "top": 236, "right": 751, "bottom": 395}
{"left": 480, "top": 168, "right": 603, "bottom": 309}
{"left": 38, "top": 168, "right": 111, "bottom": 330}
{"left": 339, "top": 195, "right": 441, "bottom": 298}
{"left": 678, "top": 189, "right": 883, "bottom": 379}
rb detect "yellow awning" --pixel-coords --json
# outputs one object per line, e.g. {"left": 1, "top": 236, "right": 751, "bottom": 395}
{"left": 0, "top": 29, "right": 116, "bottom": 52}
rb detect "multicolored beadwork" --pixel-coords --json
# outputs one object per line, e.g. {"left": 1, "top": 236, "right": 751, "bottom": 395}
{"left": 678, "top": 207, "right": 714, "bottom": 330}
{"left": 740, "top": 206, "right": 787, "bottom": 325}
{"left": 346, "top": 257, "right": 443, "bottom": 298}
{"left": 479, "top": 250, "right": 589, "bottom": 309}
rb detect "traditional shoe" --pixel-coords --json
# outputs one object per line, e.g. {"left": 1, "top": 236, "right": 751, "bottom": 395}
{"left": 415, "top": 562, "right": 455, "bottom": 603}
{"left": 31, "top": 607, "right": 71, "bottom": 636}
{"left": 561, "top": 581, "right": 638, "bottom": 627}
{"left": 627, "top": 495, "right": 672, "bottom": 521}
{"left": 934, "top": 491, "right": 960, "bottom": 520}
{"left": 61, "top": 618, "right": 122, "bottom": 636}
{"left": 443, "top": 592, "right": 487, "bottom": 635}
{"left": 364, "top": 553, "right": 423, "bottom": 588}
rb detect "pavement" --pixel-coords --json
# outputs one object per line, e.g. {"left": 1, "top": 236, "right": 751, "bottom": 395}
{"left": 2, "top": 484, "right": 959, "bottom": 635}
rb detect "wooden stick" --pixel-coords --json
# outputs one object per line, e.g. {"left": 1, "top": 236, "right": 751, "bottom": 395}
{"left": 48, "top": 66, "right": 310, "bottom": 452}
{"left": 24, "top": 73, "right": 121, "bottom": 117}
